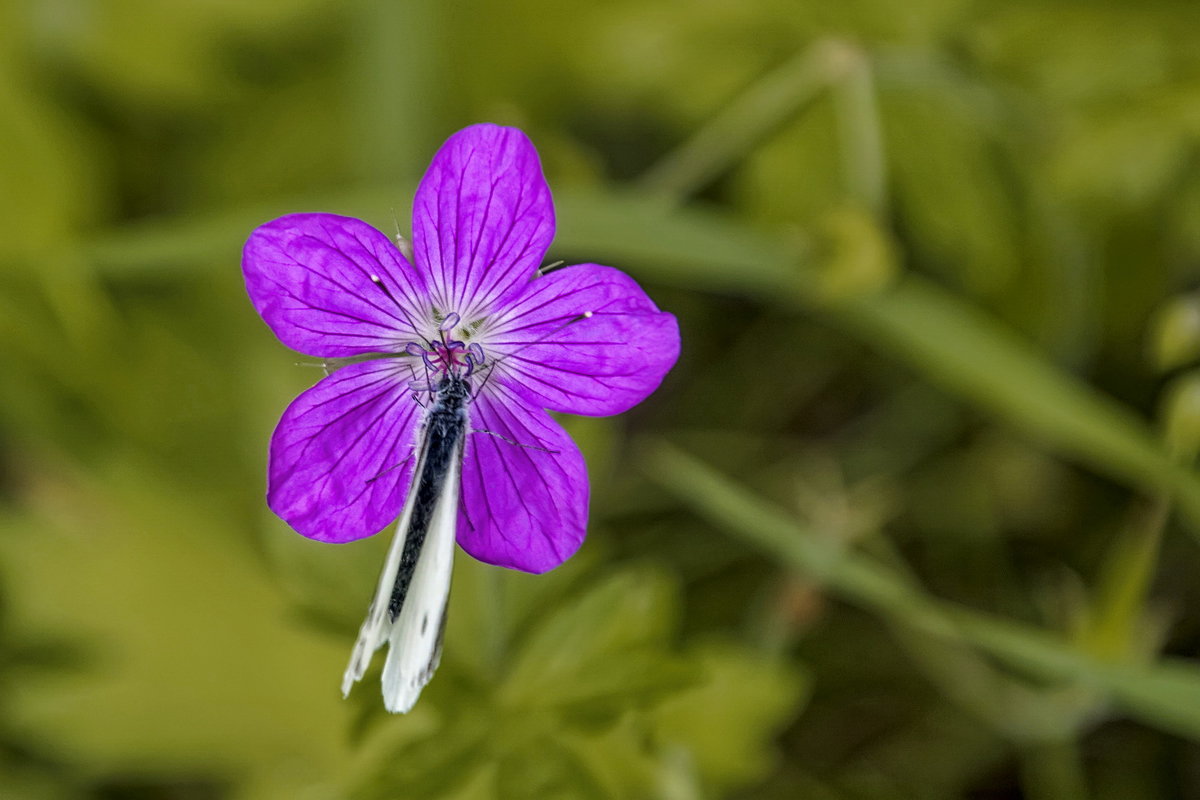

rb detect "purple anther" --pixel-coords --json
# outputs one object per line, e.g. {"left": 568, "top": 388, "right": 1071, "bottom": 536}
{"left": 446, "top": 339, "right": 465, "bottom": 351}
{"left": 408, "top": 378, "right": 430, "bottom": 392}
{"left": 468, "top": 343, "right": 485, "bottom": 365}
{"left": 405, "top": 342, "right": 425, "bottom": 356}
{"left": 439, "top": 312, "right": 461, "bottom": 331}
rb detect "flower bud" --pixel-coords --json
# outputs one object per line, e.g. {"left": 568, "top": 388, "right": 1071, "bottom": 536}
{"left": 1161, "top": 369, "right": 1200, "bottom": 462}
{"left": 1149, "top": 294, "right": 1200, "bottom": 373}
{"left": 811, "top": 206, "right": 898, "bottom": 303}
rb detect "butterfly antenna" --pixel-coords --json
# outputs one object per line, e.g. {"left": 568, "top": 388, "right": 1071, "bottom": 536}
{"left": 365, "top": 454, "right": 414, "bottom": 484}
{"left": 472, "top": 360, "right": 499, "bottom": 399}
{"left": 490, "top": 311, "right": 593, "bottom": 365}
{"left": 406, "top": 363, "right": 429, "bottom": 407}
{"left": 420, "top": 351, "right": 436, "bottom": 404}
{"left": 471, "top": 428, "right": 560, "bottom": 453}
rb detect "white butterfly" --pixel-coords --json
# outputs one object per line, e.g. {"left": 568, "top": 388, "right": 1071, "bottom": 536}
{"left": 340, "top": 373, "right": 470, "bottom": 713}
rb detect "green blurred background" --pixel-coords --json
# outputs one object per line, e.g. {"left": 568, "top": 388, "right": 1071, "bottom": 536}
{"left": 5, "top": 0, "right": 1200, "bottom": 798}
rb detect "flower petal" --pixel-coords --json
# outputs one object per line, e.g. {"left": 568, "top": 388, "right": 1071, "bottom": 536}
{"left": 244, "top": 213, "right": 430, "bottom": 358}
{"left": 412, "top": 124, "right": 555, "bottom": 318}
{"left": 486, "top": 264, "right": 680, "bottom": 416}
{"left": 268, "top": 359, "right": 423, "bottom": 542}
{"left": 457, "top": 385, "right": 588, "bottom": 573}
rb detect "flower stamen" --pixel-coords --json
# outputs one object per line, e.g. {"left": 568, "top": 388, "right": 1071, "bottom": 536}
{"left": 406, "top": 316, "right": 484, "bottom": 384}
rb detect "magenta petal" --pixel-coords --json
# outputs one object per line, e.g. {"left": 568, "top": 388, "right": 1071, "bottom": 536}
{"left": 268, "top": 359, "right": 422, "bottom": 542}
{"left": 487, "top": 264, "right": 680, "bottom": 416}
{"left": 244, "top": 213, "right": 429, "bottom": 358}
{"left": 457, "top": 385, "right": 587, "bottom": 573}
{"left": 412, "top": 124, "right": 555, "bottom": 317}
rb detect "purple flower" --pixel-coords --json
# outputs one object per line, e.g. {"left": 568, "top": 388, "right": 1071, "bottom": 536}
{"left": 243, "top": 123, "right": 679, "bottom": 573}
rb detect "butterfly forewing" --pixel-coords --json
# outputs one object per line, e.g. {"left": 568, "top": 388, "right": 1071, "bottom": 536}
{"left": 341, "top": 374, "right": 470, "bottom": 712}
{"left": 340, "top": 441, "right": 430, "bottom": 696}
{"left": 381, "top": 437, "right": 461, "bottom": 711}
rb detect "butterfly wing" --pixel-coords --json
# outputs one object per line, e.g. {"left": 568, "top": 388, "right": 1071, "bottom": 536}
{"left": 340, "top": 435, "right": 432, "bottom": 698}
{"left": 340, "top": 408, "right": 465, "bottom": 713}
{"left": 380, "top": 434, "right": 462, "bottom": 712}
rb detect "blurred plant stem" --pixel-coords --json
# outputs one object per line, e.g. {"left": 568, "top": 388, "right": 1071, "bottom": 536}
{"left": 1076, "top": 368, "right": 1200, "bottom": 663}
{"left": 641, "top": 440, "right": 1200, "bottom": 742}
{"left": 829, "top": 44, "right": 887, "bottom": 218}
{"left": 638, "top": 39, "right": 872, "bottom": 206}
{"left": 1076, "top": 497, "right": 1168, "bottom": 662}
{"left": 349, "top": 0, "right": 442, "bottom": 185}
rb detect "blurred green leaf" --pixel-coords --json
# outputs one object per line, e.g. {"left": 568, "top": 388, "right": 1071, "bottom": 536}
{"left": 348, "top": 563, "right": 804, "bottom": 800}
{"left": 0, "top": 460, "right": 351, "bottom": 798}
{"left": 496, "top": 740, "right": 609, "bottom": 800}
{"left": 501, "top": 568, "right": 679, "bottom": 708}
{"left": 349, "top": 716, "right": 490, "bottom": 800}
{"left": 653, "top": 642, "right": 807, "bottom": 791}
